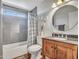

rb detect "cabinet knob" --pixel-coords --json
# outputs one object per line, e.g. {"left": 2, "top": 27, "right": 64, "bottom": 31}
{"left": 54, "top": 47, "right": 57, "bottom": 49}
{"left": 51, "top": 46, "right": 53, "bottom": 48}
{"left": 54, "top": 58, "right": 56, "bottom": 59}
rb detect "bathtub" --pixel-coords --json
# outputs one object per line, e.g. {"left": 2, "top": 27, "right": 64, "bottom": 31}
{"left": 3, "top": 41, "right": 27, "bottom": 59}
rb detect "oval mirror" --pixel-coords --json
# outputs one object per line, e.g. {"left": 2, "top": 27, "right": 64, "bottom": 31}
{"left": 52, "top": 5, "right": 78, "bottom": 31}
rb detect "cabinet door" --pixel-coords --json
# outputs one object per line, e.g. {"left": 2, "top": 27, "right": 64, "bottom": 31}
{"left": 43, "top": 40, "right": 56, "bottom": 59}
{"left": 56, "top": 43, "right": 78, "bottom": 59}
{"left": 56, "top": 45, "right": 67, "bottom": 59}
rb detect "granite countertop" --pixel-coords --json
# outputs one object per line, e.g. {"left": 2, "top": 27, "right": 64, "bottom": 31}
{"left": 42, "top": 36, "right": 78, "bottom": 45}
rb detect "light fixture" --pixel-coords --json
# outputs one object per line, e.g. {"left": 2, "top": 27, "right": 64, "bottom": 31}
{"left": 52, "top": 0, "right": 71, "bottom": 8}
{"left": 65, "top": 0, "right": 70, "bottom": 2}
{"left": 52, "top": 3, "right": 57, "bottom": 8}
{"left": 57, "top": 0, "right": 63, "bottom": 5}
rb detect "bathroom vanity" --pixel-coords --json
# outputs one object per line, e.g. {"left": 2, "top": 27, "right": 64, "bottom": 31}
{"left": 41, "top": 3, "right": 78, "bottom": 59}
{"left": 42, "top": 37, "right": 78, "bottom": 59}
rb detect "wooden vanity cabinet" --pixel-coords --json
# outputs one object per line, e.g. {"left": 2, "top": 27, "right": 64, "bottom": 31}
{"left": 42, "top": 38, "right": 78, "bottom": 59}
{"left": 56, "top": 45, "right": 67, "bottom": 59}
{"left": 43, "top": 39, "right": 56, "bottom": 59}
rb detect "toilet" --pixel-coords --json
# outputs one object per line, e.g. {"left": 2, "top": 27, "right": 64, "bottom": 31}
{"left": 28, "top": 44, "right": 42, "bottom": 59}
{"left": 28, "top": 36, "right": 42, "bottom": 59}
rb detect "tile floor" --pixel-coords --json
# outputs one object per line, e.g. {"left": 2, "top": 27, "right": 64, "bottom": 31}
{"left": 13, "top": 52, "right": 42, "bottom": 59}
{"left": 13, "top": 51, "right": 49, "bottom": 59}
{"left": 14, "top": 56, "right": 26, "bottom": 59}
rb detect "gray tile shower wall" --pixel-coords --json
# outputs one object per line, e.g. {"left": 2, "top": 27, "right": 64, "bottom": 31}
{"left": 2, "top": 6, "right": 28, "bottom": 45}
{"left": 27, "top": 7, "right": 37, "bottom": 47}
{"left": 0, "top": 45, "right": 2, "bottom": 59}
{"left": 31, "top": 7, "right": 38, "bottom": 44}
{"left": 30, "top": 7, "right": 37, "bottom": 16}
{"left": 0, "top": 0, "right": 2, "bottom": 58}
{"left": 3, "top": 16, "right": 28, "bottom": 44}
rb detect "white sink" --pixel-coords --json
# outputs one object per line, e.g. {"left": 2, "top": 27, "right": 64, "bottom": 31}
{"left": 52, "top": 37, "right": 66, "bottom": 40}
{"left": 47, "top": 37, "right": 66, "bottom": 40}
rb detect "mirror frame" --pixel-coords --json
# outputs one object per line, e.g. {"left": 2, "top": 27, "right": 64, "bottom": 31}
{"left": 52, "top": 5, "right": 78, "bottom": 31}
{"left": 51, "top": 1, "right": 78, "bottom": 33}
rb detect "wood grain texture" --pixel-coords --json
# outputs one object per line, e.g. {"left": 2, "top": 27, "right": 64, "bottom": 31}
{"left": 42, "top": 38, "right": 78, "bottom": 59}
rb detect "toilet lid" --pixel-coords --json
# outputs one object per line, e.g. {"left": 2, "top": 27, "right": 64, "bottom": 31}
{"left": 28, "top": 44, "right": 42, "bottom": 52}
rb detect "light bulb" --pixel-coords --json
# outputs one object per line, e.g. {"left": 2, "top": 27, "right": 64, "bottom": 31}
{"left": 57, "top": 0, "right": 63, "bottom": 5}
{"left": 52, "top": 3, "right": 57, "bottom": 8}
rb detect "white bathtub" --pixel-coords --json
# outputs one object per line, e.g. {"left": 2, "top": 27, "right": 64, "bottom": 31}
{"left": 3, "top": 41, "right": 27, "bottom": 59}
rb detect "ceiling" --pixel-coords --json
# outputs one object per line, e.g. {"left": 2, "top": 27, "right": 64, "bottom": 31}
{"left": 2, "top": 0, "right": 77, "bottom": 15}
{"left": 2, "top": 0, "right": 54, "bottom": 14}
